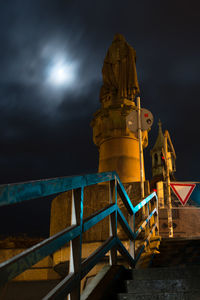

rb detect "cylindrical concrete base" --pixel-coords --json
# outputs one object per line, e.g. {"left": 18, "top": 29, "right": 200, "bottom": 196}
{"left": 98, "top": 137, "right": 145, "bottom": 183}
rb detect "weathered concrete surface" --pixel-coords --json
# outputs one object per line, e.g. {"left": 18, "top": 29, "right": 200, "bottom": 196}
{"left": 126, "top": 278, "right": 200, "bottom": 293}
{"left": 159, "top": 208, "right": 200, "bottom": 238}
{"left": 151, "top": 237, "right": 200, "bottom": 268}
{"left": 132, "top": 266, "right": 200, "bottom": 280}
{"left": 117, "top": 239, "right": 200, "bottom": 300}
{"left": 118, "top": 292, "right": 200, "bottom": 299}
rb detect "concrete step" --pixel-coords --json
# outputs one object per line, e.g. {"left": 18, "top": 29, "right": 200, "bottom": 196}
{"left": 118, "top": 292, "right": 200, "bottom": 300}
{"left": 117, "top": 238, "right": 200, "bottom": 300}
{"left": 150, "top": 238, "right": 200, "bottom": 267}
{"left": 151, "top": 255, "right": 200, "bottom": 268}
{"left": 161, "top": 237, "right": 200, "bottom": 243}
{"left": 157, "top": 247, "right": 200, "bottom": 253}
{"left": 130, "top": 266, "right": 200, "bottom": 280}
{"left": 125, "top": 279, "right": 200, "bottom": 294}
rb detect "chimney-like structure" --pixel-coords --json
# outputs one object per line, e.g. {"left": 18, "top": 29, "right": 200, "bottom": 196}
{"left": 91, "top": 34, "right": 148, "bottom": 183}
{"left": 150, "top": 120, "right": 176, "bottom": 187}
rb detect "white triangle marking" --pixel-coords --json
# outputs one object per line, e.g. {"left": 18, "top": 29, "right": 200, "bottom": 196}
{"left": 173, "top": 185, "right": 191, "bottom": 200}
{"left": 170, "top": 183, "right": 196, "bottom": 206}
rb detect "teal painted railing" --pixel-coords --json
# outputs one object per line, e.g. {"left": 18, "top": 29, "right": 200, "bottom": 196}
{"left": 0, "top": 171, "right": 159, "bottom": 299}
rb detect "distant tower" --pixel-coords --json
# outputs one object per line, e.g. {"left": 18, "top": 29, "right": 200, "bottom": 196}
{"left": 150, "top": 120, "right": 176, "bottom": 187}
{"left": 91, "top": 34, "right": 148, "bottom": 183}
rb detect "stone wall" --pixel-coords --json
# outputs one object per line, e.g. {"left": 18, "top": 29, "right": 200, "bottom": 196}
{"left": 159, "top": 208, "right": 200, "bottom": 237}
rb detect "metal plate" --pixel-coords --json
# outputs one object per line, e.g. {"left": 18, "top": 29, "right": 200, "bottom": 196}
{"left": 126, "top": 108, "right": 154, "bottom": 132}
{"left": 141, "top": 108, "right": 154, "bottom": 130}
{"left": 126, "top": 110, "right": 137, "bottom": 132}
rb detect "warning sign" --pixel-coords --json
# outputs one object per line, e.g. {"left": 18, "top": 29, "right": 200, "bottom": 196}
{"left": 170, "top": 182, "right": 196, "bottom": 206}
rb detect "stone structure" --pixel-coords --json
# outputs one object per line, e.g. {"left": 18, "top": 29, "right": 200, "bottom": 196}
{"left": 157, "top": 183, "right": 200, "bottom": 238}
{"left": 91, "top": 34, "right": 148, "bottom": 183}
{"left": 159, "top": 207, "right": 200, "bottom": 238}
{"left": 150, "top": 120, "right": 176, "bottom": 189}
{"left": 151, "top": 121, "right": 200, "bottom": 238}
{"left": 100, "top": 34, "right": 140, "bottom": 101}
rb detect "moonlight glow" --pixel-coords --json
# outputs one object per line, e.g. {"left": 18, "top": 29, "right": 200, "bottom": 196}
{"left": 47, "top": 60, "right": 76, "bottom": 87}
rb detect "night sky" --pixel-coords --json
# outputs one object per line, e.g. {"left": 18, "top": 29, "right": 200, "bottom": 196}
{"left": 0, "top": 1, "right": 200, "bottom": 236}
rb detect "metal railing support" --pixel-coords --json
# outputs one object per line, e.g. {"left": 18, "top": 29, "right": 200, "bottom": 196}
{"left": 145, "top": 202, "right": 151, "bottom": 251}
{"left": 69, "top": 188, "right": 84, "bottom": 300}
{"left": 155, "top": 195, "right": 159, "bottom": 236}
{"left": 129, "top": 213, "right": 135, "bottom": 259}
{"left": 109, "top": 180, "right": 117, "bottom": 265}
{"left": 0, "top": 172, "right": 160, "bottom": 300}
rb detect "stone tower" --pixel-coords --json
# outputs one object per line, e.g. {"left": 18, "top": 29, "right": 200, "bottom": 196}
{"left": 91, "top": 34, "right": 148, "bottom": 183}
{"left": 150, "top": 120, "right": 176, "bottom": 186}
{"left": 151, "top": 120, "right": 165, "bottom": 181}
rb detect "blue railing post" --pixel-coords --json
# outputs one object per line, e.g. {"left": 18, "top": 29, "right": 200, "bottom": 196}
{"left": 69, "top": 187, "right": 84, "bottom": 300}
{"left": 129, "top": 214, "right": 135, "bottom": 259}
{"left": 109, "top": 179, "right": 117, "bottom": 265}
{"left": 155, "top": 195, "right": 159, "bottom": 236}
{"left": 146, "top": 201, "right": 151, "bottom": 251}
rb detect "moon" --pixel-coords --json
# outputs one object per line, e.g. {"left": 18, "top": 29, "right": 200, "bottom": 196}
{"left": 46, "top": 59, "right": 76, "bottom": 87}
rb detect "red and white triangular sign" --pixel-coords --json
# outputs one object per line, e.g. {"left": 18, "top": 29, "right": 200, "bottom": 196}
{"left": 170, "top": 182, "right": 196, "bottom": 206}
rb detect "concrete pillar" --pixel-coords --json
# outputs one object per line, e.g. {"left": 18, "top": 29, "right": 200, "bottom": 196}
{"left": 91, "top": 99, "right": 148, "bottom": 183}
{"left": 156, "top": 181, "right": 164, "bottom": 208}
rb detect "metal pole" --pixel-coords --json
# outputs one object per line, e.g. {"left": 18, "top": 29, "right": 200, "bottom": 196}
{"left": 155, "top": 195, "right": 159, "bottom": 236}
{"left": 164, "top": 131, "right": 173, "bottom": 238}
{"left": 137, "top": 96, "right": 145, "bottom": 199}
{"left": 109, "top": 179, "right": 117, "bottom": 265}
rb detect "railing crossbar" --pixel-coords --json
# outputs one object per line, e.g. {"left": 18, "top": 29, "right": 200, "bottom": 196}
{"left": 0, "top": 172, "right": 116, "bottom": 207}
{"left": 43, "top": 272, "right": 77, "bottom": 300}
{"left": 116, "top": 238, "right": 135, "bottom": 268}
{"left": 0, "top": 224, "right": 81, "bottom": 284}
{"left": 117, "top": 208, "right": 135, "bottom": 240}
{"left": 135, "top": 208, "right": 157, "bottom": 239}
{"left": 134, "top": 192, "right": 156, "bottom": 213}
{"left": 116, "top": 181, "right": 134, "bottom": 214}
{"left": 134, "top": 223, "right": 158, "bottom": 265}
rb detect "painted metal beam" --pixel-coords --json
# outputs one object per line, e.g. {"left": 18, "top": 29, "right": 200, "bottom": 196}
{"left": 42, "top": 272, "right": 77, "bottom": 300}
{"left": 116, "top": 180, "right": 134, "bottom": 215}
{"left": 135, "top": 208, "right": 157, "bottom": 238}
{"left": 81, "top": 236, "right": 117, "bottom": 279}
{"left": 134, "top": 192, "right": 156, "bottom": 213}
{"left": 116, "top": 238, "right": 135, "bottom": 268}
{"left": 135, "top": 223, "right": 158, "bottom": 265}
{"left": 117, "top": 208, "right": 135, "bottom": 240}
{"left": 0, "top": 172, "right": 117, "bottom": 207}
{"left": 0, "top": 224, "right": 81, "bottom": 284}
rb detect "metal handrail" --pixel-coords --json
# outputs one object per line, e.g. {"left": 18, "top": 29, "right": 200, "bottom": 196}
{"left": 0, "top": 171, "right": 159, "bottom": 300}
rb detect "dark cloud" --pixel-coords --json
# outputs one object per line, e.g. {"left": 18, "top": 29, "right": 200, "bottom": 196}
{"left": 0, "top": 0, "right": 200, "bottom": 235}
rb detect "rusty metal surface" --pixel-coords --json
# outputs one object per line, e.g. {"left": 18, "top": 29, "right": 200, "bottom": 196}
{"left": 0, "top": 224, "right": 80, "bottom": 285}
{"left": 0, "top": 171, "right": 116, "bottom": 207}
